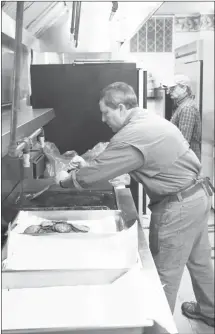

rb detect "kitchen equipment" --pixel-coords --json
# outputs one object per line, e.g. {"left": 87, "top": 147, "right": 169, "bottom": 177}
{"left": 31, "top": 62, "right": 147, "bottom": 214}
{"left": 4, "top": 209, "right": 138, "bottom": 271}
{"left": 13, "top": 189, "right": 117, "bottom": 210}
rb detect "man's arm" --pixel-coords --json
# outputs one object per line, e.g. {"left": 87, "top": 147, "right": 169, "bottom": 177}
{"left": 178, "top": 106, "right": 196, "bottom": 143}
{"left": 60, "top": 141, "right": 144, "bottom": 189}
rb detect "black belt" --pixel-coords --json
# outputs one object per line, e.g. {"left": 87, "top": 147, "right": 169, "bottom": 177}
{"left": 168, "top": 178, "right": 213, "bottom": 203}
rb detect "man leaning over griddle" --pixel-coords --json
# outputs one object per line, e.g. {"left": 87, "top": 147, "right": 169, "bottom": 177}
{"left": 54, "top": 82, "right": 214, "bottom": 327}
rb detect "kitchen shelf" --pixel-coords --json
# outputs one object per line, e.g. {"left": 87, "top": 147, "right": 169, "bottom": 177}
{"left": 1, "top": 107, "right": 55, "bottom": 158}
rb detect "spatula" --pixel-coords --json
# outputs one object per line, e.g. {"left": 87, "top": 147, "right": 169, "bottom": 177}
{"left": 25, "top": 183, "right": 55, "bottom": 201}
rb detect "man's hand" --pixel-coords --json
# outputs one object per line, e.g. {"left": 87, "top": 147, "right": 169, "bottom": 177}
{"left": 55, "top": 170, "right": 70, "bottom": 184}
{"left": 55, "top": 169, "right": 83, "bottom": 191}
{"left": 67, "top": 155, "right": 88, "bottom": 171}
{"left": 55, "top": 156, "right": 87, "bottom": 184}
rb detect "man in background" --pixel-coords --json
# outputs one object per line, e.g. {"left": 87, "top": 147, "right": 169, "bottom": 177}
{"left": 166, "top": 74, "right": 202, "bottom": 161}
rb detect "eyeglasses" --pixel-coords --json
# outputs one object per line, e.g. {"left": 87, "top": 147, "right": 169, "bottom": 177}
{"left": 168, "top": 84, "right": 185, "bottom": 92}
{"left": 167, "top": 86, "right": 176, "bottom": 94}
{"left": 168, "top": 86, "right": 175, "bottom": 91}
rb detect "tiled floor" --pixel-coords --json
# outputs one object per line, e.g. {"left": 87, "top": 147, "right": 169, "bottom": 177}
{"left": 174, "top": 267, "right": 214, "bottom": 334}
{"left": 143, "top": 209, "right": 214, "bottom": 334}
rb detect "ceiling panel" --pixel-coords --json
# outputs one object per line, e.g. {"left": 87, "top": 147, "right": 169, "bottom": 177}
{"left": 2, "top": 1, "right": 16, "bottom": 18}
{"left": 33, "top": 3, "right": 68, "bottom": 37}
{"left": 2, "top": 1, "right": 67, "bottom": 36}
{"left": 24, "top": 2, "right": 56, "bottom": 29}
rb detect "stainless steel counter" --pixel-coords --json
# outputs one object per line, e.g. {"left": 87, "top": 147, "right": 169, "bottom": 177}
{"left": 2, "top": 186, "right": 178, "bottom": 334}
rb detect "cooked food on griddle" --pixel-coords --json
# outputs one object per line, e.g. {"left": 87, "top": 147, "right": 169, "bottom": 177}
{"left": 52, "top": 222, "right": 73, "bottom": 233}
{"left": 38, "top": 228, "right": 54, "bottom": 234}
{"left": 24, "top": 225, "right": 41, "bottom": 234}
{"left": 71, "top": 223, "right": 90, "bottom": 233}
{"left": 23, "top": 220, "right": 90, "bottom": 235}
{"left": 41, "top": 220, "right": 54, "bottom": 228}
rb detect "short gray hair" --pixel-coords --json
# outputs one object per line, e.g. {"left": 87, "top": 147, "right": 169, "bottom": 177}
{"left": 100, "top": 82, "right": 138, "bottom": 110}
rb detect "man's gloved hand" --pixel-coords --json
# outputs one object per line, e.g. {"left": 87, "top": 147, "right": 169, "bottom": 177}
{"left": 55, "top": 170, "right": 70, "bottom": 184}
{"left": 55, "top": 168, "right": 83, "bottom": 191}
{"left": 67, "top": 155, "right": 88, "bottom": 171}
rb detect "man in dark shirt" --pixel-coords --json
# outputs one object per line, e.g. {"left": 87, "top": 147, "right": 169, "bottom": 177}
{"left": 57, "top": 82, "right": 214, "bottom": 327}
{"left": 166, "top": 74, "right": 202, "bottom": 161}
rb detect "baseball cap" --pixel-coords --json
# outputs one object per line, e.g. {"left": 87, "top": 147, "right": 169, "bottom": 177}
{"left": 163, "top": 74, "right": 191, "bottom": 88}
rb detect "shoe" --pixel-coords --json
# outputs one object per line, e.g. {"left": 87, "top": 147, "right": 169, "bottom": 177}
{"left": 181, "top": 302, "right": 215, "bottom": 327}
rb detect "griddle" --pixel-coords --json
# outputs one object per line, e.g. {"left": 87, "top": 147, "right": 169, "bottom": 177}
{"left": 14, "top": 189, "right": 117, "bottom": 211}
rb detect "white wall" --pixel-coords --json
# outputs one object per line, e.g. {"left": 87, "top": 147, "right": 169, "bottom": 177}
{"left": 113, "top": 49, "right": 175, "bottom": 87}
{"left": 200, "top": 30, "right": 214, "bottom": 142}
{"left": 174, "top": 31, "right": 200, "bottom": 48}
{"left": 32, "top": 51, "right": 62, "bottom": 64}
{"left": 45, "top": 53, "right": 62, "bottom": 64}
{"left": 33, "top": 52, "right": 46, "bottom": 64}
{"left": 199, "top": 30, "right": 214, "bottom": 181}
{"left": 135, "top": 53, "right": 174, "bottom": 86}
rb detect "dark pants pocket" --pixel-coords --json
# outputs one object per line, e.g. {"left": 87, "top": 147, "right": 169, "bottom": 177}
{"left": 149, "top": 223, "right": 160, "bottom": 255}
